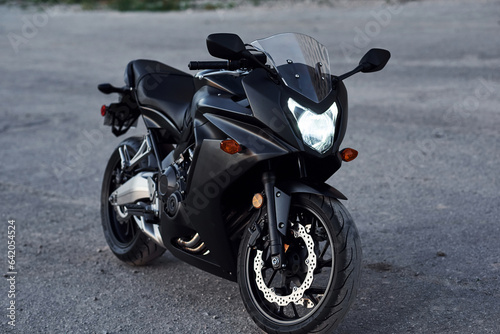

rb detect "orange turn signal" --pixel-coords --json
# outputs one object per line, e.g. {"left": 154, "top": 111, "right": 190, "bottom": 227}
{"left": 340, "top": 148, "right": 358, "bottom": 162}
{"left": 220, "top": 139, "right": 242, "bottom": 155}
{"left": 252, "top": 193, "right": 264, "bottom": 209}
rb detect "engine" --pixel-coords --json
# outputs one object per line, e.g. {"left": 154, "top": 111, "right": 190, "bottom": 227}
{"left": 158, "top": 153, "right": 208, "bottom": 255}
{"left": 158, "top": 155, "right": 189, "bottom": 217}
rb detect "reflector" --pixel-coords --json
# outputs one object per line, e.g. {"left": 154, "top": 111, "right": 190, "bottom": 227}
{"left": 220, "top": 139, "right": 242, "bottom": 154}
{"left": 340, "top": 148, "right": 358, "bottom": 162}
{"left": 252, "top": 193, "right": 263, "bottom": 209}
{"left": 101, "top": 105, "right": 107, "bottom": 117}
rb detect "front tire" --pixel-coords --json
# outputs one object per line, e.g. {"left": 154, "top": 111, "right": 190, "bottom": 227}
{"left": 238, "top": 194, "right": 361, "bottom": 334}
{"left": 100, "top": 136, "right": 165, "bottom": 266}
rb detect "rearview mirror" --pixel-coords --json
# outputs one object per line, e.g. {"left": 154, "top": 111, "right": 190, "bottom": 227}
{"left": 359, "top": 48, "right": 391, "bottom": 73}
{"left": 206, "top": 33, "right": 246, "bottom": 60}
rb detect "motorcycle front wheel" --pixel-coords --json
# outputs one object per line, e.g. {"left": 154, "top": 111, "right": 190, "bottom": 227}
{"left": 100, "top": 136, "right": 165, "bottom": 265}
{"left": 238, "top": 194, "right": 361, "bottom": 334}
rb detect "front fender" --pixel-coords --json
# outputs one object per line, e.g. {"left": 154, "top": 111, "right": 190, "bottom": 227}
{"left": 277, "top": 180, "right": 347, "bottom": 201}
{"left": 272, "top": 180, "right": 347, "bottom": 236}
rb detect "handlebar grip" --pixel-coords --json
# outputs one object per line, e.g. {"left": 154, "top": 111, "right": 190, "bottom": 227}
{"left": 188, "top": 61, "right": 229, "bottom": 70}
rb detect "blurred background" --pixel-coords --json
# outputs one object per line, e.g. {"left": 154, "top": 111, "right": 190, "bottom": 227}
{"left": 0, "top": 0, "right": 499, "bottom": 332}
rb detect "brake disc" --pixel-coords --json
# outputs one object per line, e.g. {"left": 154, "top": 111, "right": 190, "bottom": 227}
{"left": 253, "top": 223, "right": 317, "bottom": 306}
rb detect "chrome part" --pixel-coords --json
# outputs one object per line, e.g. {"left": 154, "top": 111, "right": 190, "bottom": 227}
{"left": 253, "top": 223, "right": 317, "bottom": 307}
{"left": 109, "top": 172, "right": 154, "bottom": 206}
{"left": 177, "top": 233, "right": 201, "bottom": 248}
{"left": 118, "top": 145, "right": 130, "bottom": 170}
{"left": 118, "top": 135, "right": 152, "bottom": 171}
{"left": 185, "top": 242, "right": 206, "bottom": 253}
{"left": 133, "top": 216, "right": 165, "bottom": 248}
{"left": 175, "top": 153, "right": 185, "bottom": 165}
{"left": 195, "top": 69, "right": 215, "bottom": 79}
{"left": 128, "top": 136, "right": 152, "bottom": 170}
{"left": 176, "top": 233, "right": 208, "bottom": 255}
{"left": 115, "top": 205, "right": 129, "bottom": 221}
{"left": 151, "top": 195, "right": 159, "bottom": 216}
{"left": 147, "top": 176, "right": 156, "bottom": 201}
{"left": 195, "top": 69, "right": 248, "bottom": 80}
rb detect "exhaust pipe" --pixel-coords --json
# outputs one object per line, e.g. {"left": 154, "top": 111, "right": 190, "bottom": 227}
{"left": 176, "top": 233, "right": 207, "bottom": 254}
{"left": 177, "top": 233, "right": 201, "bottom": 248}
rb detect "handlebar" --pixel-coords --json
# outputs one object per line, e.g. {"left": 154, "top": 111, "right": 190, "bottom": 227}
{"left": 188, "top": 60, "right": 244, "bottom": 71}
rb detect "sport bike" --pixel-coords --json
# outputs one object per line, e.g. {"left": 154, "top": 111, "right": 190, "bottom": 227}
{"left": 98, "top": 33, "right": 390, "bottom": 333}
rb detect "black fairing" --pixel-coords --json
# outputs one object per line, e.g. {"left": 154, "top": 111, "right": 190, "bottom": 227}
{"left": 242, "top": 68, "right": 349, "bottom": 160}
{"left": 160, "top": 111, "right": 294, "bottom": 280}
{"left": 242, "top": 69, "right": 303, "bottom": 150}
{"left": 193, "top": 73, "right": 247, "bottom": 98}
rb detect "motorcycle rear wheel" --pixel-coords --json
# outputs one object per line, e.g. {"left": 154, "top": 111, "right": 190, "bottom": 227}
{"left": 238, "top": 194, "right": 361, "bottom": 334}
{"left": 100, "top": 136, "right": 165, "bottom": 265}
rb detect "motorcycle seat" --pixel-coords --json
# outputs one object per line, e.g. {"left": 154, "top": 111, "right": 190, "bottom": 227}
{"left": 126, "top": 59, "right": 195, "bottom": 131}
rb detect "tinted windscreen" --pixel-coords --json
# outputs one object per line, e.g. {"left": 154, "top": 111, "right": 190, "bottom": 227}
{"left": 251, "top": 33, "right": 332, "bottom": 103}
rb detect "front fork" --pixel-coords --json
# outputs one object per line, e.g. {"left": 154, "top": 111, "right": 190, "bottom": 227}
{"left": 262, "top": 171, "right": 291, "bottom": 270}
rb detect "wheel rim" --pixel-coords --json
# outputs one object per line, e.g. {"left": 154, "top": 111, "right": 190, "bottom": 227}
{"left": 245, "top": 203, "right": 335, "bottom": 324}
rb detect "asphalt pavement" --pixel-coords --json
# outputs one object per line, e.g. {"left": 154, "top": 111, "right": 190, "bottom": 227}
{"left": 0, "top": 0, "right": 499, "bottom": 332}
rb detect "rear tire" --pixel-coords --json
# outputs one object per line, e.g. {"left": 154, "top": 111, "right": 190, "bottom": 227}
{"left": 238, "top": 194, "right": 361, "bottom": 333}
{"left": 100, "top": 136, "right": 165, "bottom": 266}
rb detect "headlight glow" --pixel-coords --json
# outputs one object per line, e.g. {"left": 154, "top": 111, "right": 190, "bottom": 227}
{"left": 287, "top": 98, "right": 338, "bottom": 153}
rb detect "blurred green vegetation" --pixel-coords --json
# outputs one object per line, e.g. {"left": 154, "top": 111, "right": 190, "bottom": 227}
{"left": 110, "top": 0, "right": 190, "bottom": 11}
{"left": 0, "top": 0, "right": 240, "bottom": 11}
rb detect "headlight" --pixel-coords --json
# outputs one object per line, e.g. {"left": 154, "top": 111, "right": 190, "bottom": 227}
{"left": 287, "top": 98, "right": 338, "bottom": 153}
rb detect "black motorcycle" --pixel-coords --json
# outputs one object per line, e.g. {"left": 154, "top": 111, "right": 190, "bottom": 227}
{"left": 98, "top": 33, "right": 390, "bottom": 333}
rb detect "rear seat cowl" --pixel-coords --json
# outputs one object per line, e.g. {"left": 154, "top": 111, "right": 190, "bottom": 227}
{"left": 129, "top": 60, "right": 195, "bottom": 132}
